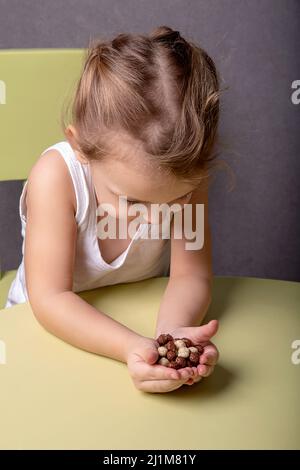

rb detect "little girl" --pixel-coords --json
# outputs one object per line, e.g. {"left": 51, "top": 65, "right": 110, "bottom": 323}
{"left": 5, "top": 26, "right": 220, "bottom": 393}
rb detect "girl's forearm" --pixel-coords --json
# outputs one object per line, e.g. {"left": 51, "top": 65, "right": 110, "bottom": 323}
{"left": 29, "top": 290, "right": 141, "bottom": 363}
{"left": 155, "top": 275, "right": 212, "bottom": 337}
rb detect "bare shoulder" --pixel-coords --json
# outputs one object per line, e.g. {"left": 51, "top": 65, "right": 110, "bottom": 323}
{"left": 24, "top": 148, "right": 79, "bottom": 304}
{"left": 26, "top": 148, "right": 77, "bottom": 217}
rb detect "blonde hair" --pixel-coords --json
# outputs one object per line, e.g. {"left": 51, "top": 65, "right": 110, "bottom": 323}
{"left": 61, "top": 25, "right": 223, "bottom": 186}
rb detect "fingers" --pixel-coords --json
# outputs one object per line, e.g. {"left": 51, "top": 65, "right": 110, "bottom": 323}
{"left": 180, "top": 319, "right": 219, "bottom": 345}
{"left": 193, "top": 376, "right": 202, "bottom": 383}
{"left": 176, "top": 359, "right": 217, "bottom": 386}
{"left": 136, "top": 363, "right": 211, "bottom": 392}
{"left": 184, "top": 365, "right": 204, "bottom": 385}
{"left": 184, "top": 378, "right": 195, "bottom": 386}
{"left": 183, "top": 376, "right": 203, "bottom": 386}
{"left": 146, "top": 366, "right": 195, "bottom": 382}
{"left": 200, "top": 343, "right": 219, "bottom": 366}
{"left": 127, "top": 348, "right": 197, "bottom": 381}
{"left": 197, "top": 364, "right": 215, "bottom": 377}
{"left": 174, "top": 365, "right": 203, "bottom": 383}
{"left": 137, "top": 380, "right": 183, "bottom": 393}
{"left": 129, "top": 350, "right": 214, "bottom": 384}
{"left": 130, "top": 357, "right": 196, "bottom": 382}
{"left": 197, "top": 319, "right": 219, "bottom": 342}
{"left": 175, "top": 366, "right": 195, "bottom": 381}
{"left": 130, "top": 353, "right": 195, "bottom": 381}
{"left": 184, "top": 362, "right": 215, "bottom": 385}
{"left": 131, "top": 360, "right": 180, "bottom": 381}
{"left": 141, "top": 347, "right": 159, "bottom": 365}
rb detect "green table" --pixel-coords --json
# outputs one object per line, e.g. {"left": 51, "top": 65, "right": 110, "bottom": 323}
{"left": 0, "top": 276, "right": 299, "bottom": 449}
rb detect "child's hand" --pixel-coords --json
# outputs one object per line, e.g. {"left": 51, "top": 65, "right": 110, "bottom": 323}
{"left": 126, "top": 336, "right": 198, "bottom": 393}
{"left": 168, "top": 319, "right": 220, "bottom": 386}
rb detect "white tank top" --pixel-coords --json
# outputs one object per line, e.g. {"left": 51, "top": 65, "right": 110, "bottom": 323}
{"left": 4, "top": 141, "right": 171, "bottom": 308}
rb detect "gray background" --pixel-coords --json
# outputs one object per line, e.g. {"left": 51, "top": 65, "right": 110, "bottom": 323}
{"left": 0, "top": 0, "right": 299, "bottom": 282}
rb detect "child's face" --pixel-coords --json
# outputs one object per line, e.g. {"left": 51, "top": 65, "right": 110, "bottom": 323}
{"left": 90, "top": 157, "right": 195, "bottom": 224}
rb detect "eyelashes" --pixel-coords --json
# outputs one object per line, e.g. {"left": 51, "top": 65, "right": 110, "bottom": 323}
{"left": 126, "top": 192, "right": 192, "bottom": 206}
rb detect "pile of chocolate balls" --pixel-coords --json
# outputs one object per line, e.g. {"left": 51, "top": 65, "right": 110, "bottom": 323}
{"left": 155, "top": 334, "right": 204, "bottom": 369}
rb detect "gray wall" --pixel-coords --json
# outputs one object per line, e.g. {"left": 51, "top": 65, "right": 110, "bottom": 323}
{"left": 0, "top": 0, "right": 299, "bottom": 282}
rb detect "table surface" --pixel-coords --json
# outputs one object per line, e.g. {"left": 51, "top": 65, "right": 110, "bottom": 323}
{"left": 0, "top": 275, "right": 299, "bottom": 450}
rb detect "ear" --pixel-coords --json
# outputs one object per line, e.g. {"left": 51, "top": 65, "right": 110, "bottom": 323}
{"left": 64, "top": 125, "right": 88, "bottom": 165}
{"left": 64, "top": 124, "right": 77, "bottom": 147}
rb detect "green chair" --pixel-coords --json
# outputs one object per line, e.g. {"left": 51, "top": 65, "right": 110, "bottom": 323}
{"left": 0, "top": 49, "right": 85, "bottom": 308}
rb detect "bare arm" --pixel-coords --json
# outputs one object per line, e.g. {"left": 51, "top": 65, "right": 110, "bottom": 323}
{"left": 155, "top": 185, "right": 213, "bottom": 337}
{"left": 24, "top": 150, "right": 141, "bottom": 363}
{"left": 154, "top": 276, "right": 212, "bottom": 337}
{"left": 32, "top": 291, "right": 142, "bottom": 362}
